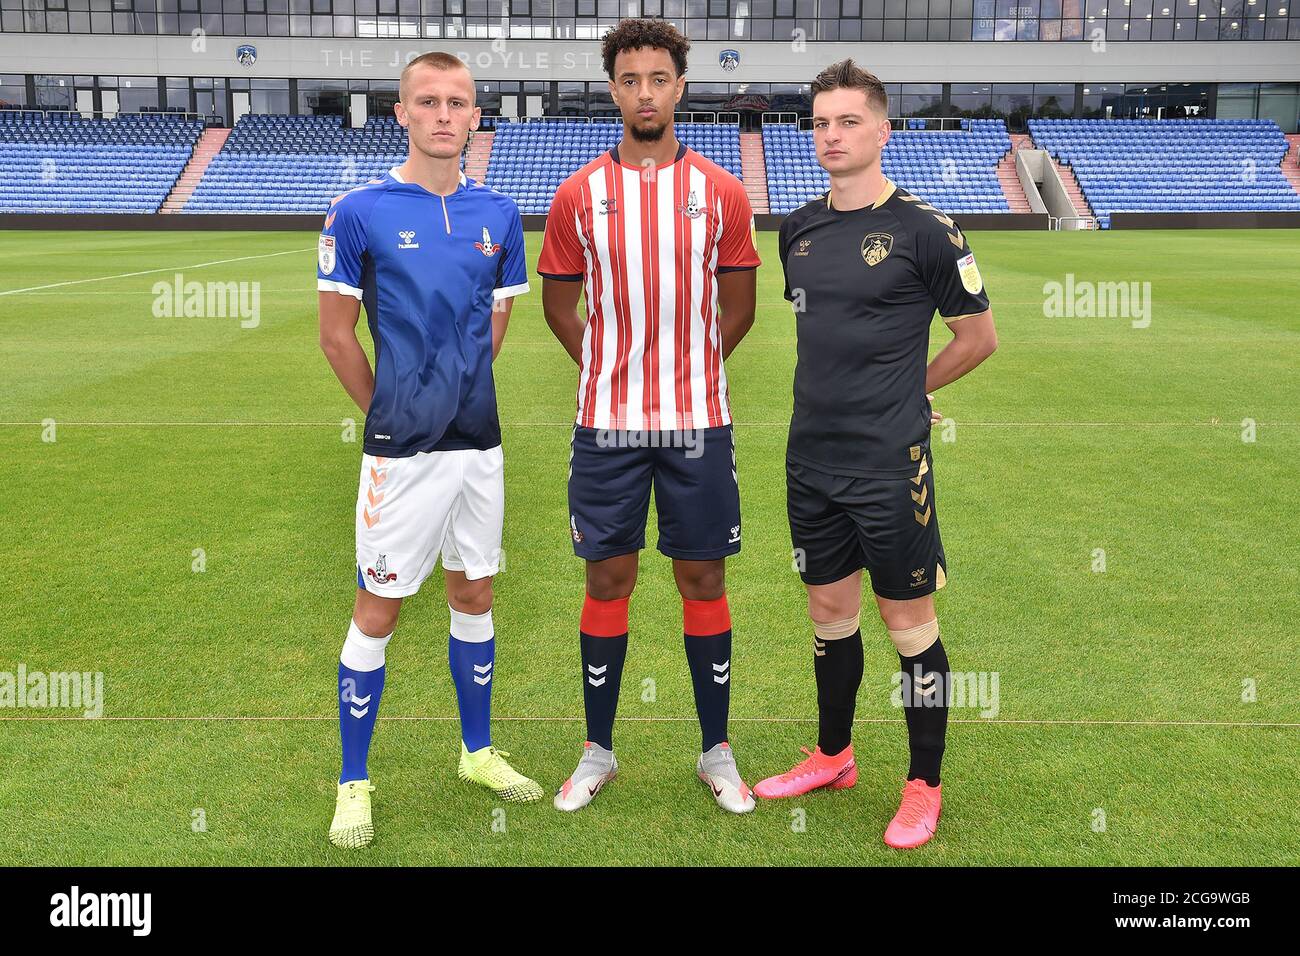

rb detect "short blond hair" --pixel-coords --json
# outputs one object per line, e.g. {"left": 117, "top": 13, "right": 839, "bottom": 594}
{"left": 400, "top": 51, "right": 472, "bottom": 103}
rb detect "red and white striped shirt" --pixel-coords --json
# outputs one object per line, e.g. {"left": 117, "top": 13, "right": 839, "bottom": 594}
{"left": 539, "top": 143, "right": 760, "bottom": 431}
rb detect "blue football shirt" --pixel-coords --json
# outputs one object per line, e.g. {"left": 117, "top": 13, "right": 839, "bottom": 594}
{"left": 317, "top": 168, "right": 529, "bottom": 458}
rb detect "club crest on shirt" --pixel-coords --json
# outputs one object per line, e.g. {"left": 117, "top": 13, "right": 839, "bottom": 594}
{"left": 318, "top": 234, "right": 336, "bottom": 275}
{"left": 861, "top": 232, "right": 893, "bottom": 267}
{"left": 678, "top": 190, "right": 704, "bottom": 220}
{"left": 474, "top": 226, "right": 502, "bottom": 257}
{"left": 365, "top": 554, "right": 397, "bottom": 584}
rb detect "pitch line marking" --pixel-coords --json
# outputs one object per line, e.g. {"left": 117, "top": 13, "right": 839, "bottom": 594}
{"left": 1, "top": 716, "right": 1295, "bottom": 728}
{"left": 2, "top": 421, "right": 1297, "bottom": 428}
{"left": 0, "top": 246, "right": 315, "bottom": 297}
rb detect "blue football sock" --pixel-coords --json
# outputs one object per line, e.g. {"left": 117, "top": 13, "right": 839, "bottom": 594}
{"left": 449, "top": 606, "right": 495, "bottom": 752}
{"left": 338, "top": 620, "right": 391, "bottom": 784}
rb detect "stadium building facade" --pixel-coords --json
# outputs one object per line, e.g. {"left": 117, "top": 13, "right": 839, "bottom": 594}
{"left": 0, "top": 6, "right": 1298, "bottom": 132}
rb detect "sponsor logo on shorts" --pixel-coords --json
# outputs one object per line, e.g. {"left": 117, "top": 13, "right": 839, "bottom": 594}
{"left": 728, "top": 524, "right": 741, "bottom": 544}
{"left": 365, "top": 554, "right": 397, "bottom": 584}
{"left": 910, "top": 567, "right": 929, "bottom": 588}
{"left": 570, "top": 515, "right": 585, "bottom": 544}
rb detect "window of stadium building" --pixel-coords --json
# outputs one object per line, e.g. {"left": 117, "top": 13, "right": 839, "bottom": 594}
{"left": 1, "top": 0, "right": 1297, "bottom": 36}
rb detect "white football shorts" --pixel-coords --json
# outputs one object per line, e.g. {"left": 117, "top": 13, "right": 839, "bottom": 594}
{"left": 355, "top": 445, "right": 504, "bottom": 598}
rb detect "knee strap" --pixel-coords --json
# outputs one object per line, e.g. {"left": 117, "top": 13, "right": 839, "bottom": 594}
{"left": 888, "top": 619, "right": 940, "bottom": 657}
{"left": 812, "top": 612, "right": 861, "bottom": 641}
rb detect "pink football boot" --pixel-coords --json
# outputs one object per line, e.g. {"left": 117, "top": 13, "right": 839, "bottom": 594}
{"left": 883, "top": 778, "right": 942, "bottom": 849}
{"left": 753, "top": 745, "right": 857, "bottom": 799}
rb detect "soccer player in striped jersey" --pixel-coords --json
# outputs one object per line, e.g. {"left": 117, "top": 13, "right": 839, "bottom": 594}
{"left": 318, "top": 53, "right": 541, "bottom": 850}
{"left": 539, "top": 19, "right": 761, "bottom": 814}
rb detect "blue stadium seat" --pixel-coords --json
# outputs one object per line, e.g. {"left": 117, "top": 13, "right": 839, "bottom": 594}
{"left": 0, "top": 112, "right": 202, "bottom": 214}
{"left": 484, "top": 121, "right": 743, "bottom": 215}
{"left": 184, "top": 114, "right": 413, "bottom": 214}
{"left": 1026, "top": 118, "right": 1300, "bottom": 228}
{"left": 762, "top": 118, "right": 1012, "bottom": 215}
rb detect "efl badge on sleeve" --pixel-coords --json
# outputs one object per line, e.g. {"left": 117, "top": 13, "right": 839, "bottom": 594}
{"left": 957, "top": 252, "right": 983, "bottom": 294}
{"left": 318, "top": 234, "right": 336, "bottom": 275}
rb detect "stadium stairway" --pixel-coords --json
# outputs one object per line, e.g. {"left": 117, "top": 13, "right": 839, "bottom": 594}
{"left": 1284, "top": 135, "right": 1300, "bottom": 197}
{"left": 464, "top": 130, "right": 493, "bottom": 183}
{"left": 160, "top": 127, "right": 229, "bottom": 213}
{"left": 739, "top": 132, "right": 770, "bottom": 214}
{"left": 1050, "top": 156, "right": 1093, "bottom": 219}
{"left": 997, "top": 132, "right": 1034, "bottom": 213}
{"left": 1030, "top": 119, "right": 1300, "bottom": 228}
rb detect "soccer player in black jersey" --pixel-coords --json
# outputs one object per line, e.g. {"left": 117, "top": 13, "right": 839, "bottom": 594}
{"left": 753, "top": 60, "right": 998, "bottom": 849}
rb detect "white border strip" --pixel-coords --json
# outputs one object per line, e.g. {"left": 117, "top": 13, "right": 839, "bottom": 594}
{"left": 0, "top": 246, "right": 314, "bottom": 297}
{"left": 1, "top": 715, "right": 1295, "bottom": 727}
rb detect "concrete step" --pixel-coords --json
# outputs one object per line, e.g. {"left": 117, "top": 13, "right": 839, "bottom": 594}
{"left": 159, "top": 126, "right": 230, "bottom": 213}
{"left": 739, "top": 131, "right": 769, "bottom": 213}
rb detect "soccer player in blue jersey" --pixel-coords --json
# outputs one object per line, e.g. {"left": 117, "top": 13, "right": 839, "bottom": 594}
{"left": 317, "top": 51, "right": 540, "bottom": 850}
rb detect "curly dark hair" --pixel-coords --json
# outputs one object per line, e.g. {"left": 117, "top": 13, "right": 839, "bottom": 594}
{"left": 601, "top": 18, "right": 690, "bottom": 79}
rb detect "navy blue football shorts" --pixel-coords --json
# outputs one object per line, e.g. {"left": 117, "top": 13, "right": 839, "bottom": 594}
{"left": 567, "top": 424, "right": 741, "bottom": 562}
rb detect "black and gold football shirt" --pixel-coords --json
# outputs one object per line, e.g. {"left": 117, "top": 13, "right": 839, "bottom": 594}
{"left": 779, "top": 179, "right": 990, "bottom": 478}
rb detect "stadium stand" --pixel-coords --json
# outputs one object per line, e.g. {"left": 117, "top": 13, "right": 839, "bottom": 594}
{"left": 764, "top": 119, "right": 1013, "bottom": 215}
{"left": 0, "top": 111, "right": 201, "bottom": 214}
{"left": 1028, "top": 119, "right": 1300, "bottom": 228}
{"left": 184, "top": 114, "right": 409, "bottom": 213}
{"left": 7, "top": 110, "right": 1300, "bottom": 225}
{"left": 484, "top": 121, "right": 743, "bottom": 214}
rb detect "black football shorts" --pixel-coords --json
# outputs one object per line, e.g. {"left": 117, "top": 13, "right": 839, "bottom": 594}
{"left": 787, "top": 451, "right": 946, "bottom": 600}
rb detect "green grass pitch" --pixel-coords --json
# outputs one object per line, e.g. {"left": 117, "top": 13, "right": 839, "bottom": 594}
{"left": 0, "top": 227, "right": 1296, "bottom": 866}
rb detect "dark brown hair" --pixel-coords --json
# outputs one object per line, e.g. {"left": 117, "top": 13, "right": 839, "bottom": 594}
{"left": 811, "top": 59, "right": 888, "bottom": 116}
{"left": 601, "top": 18, "right": 690, "bottom": 79}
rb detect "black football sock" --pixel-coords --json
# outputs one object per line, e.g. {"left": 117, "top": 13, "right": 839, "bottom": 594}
{"left": 683, "top": 596, "right": 732, "bottom": 752}
{"left": 898, "top": 633, "right": 949, "bottom": 787}
{"left": 579, "top": 595, "right": 629, "bottom": 751}
{"left": 814, "top": 628, "right": 864, "bottom": 757}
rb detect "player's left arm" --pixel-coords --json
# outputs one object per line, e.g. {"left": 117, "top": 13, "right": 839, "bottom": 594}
{"left": 716, "top": 176, "right": 762, "bottom": 358}
{"left": 717, "top": 269, "right": 757, "bottom": 360}
{"left": 926, "top": 308, "right": 997, "bottom": 395}
{"left": 917, "top": 221, "right": 998, "bottom": 399}
{"left": 490, "top": 297, "right": 514, "bottom": 361}
{"left": 491, "top": 201, "right": 530, "bottom": 361}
